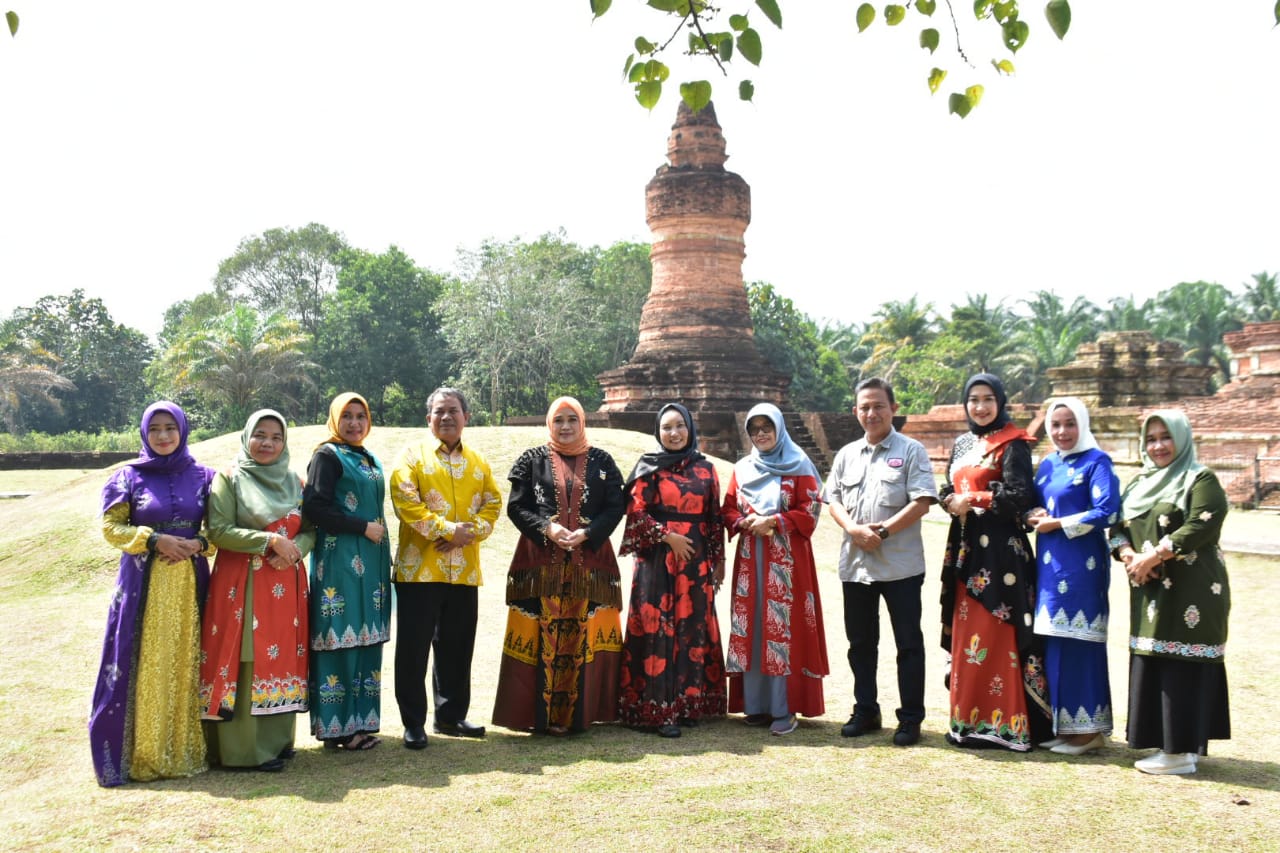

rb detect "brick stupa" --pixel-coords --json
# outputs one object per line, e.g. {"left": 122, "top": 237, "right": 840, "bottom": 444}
{"left": 598, "top": 101, "right": 788, "bottom": 411}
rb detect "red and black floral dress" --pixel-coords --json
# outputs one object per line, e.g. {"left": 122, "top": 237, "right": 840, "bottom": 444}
{"left": 618, "top": 457, "right": 728, "bottom": 728}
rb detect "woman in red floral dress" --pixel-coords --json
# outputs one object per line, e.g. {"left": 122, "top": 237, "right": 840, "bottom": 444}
{"left": 618, "top": 404, "right": 727, "bottom": 738}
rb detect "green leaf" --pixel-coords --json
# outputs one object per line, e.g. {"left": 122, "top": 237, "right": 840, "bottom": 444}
{"left": 5, "top": 10, "right": 16, "bottom": 36}
{"left": 856, "top": 3, "right": 876, "bottom": 31}
{"left": 647, "top": 0, "right": 680, "bottom": 11}
{"left": 636, "top": 80, "right": 663, "bottom": 109}
{"left": 993, "top": 0, "right": 1018, "bottom": 24}
{"left": 628, "top": 61, "right": 645, "bottom": 83}
{"left": 965, "top": 84, "right": 984, "bottom": 107}
{"left": 927, "top": 66, "right": 947, "bottom": 94}
{"left": 680, "top": 80, "right": 713, "bottom": 113}
{"left": 589, "top": 0, "right": 612, "bottom": 18}
{"left": 1002, "top": 19, "right": 1029, "bottom": 52}
{"left": 885, "top": 4, "right": 907, "bottom": 25}
{"left": 739, "top": 79, "right": 756, "bottom": 101}
{"left": 718, "top": 34, "right": 735, "bottom": 61}
{"left": 992, "top": 58, "right": 1015, "bottom": 74}
{"left": 949, "top": 92, "right": 972, "bottom": 117}
{"left": 920, "top": 27, "right": 940, "bottom": 53}
{"left": 737, "top": 27, "right": 763, "bottom": 65}
{"left": 973, "top": 0, "right": 994, "bottom": 19}
{"left": 756, "top": 0, "right": 783, "bottom": 29}
{"left": 635, "top": 36, "right": 657, "bottom": 54}
{"left": 623, "top": 54, "right": 635, "bottom": 78}
{"left": 916, "top": 0, "right": 937, "bottom": 15}
{"left": 1275, "top": 0, "right": 1280, "bottom": 27}
{"left": 646, "top": 59, "right": 670, "bottom": 82}
{"left": 1045, "top": 0, "right": 1071, "bottom": 39}
{"left": 729, "top": 13, "right": 749, "bottom": 31}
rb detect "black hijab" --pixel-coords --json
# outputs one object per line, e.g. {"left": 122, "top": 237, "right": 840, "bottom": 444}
{"left": 962, "top": 373, "right": 1012, "bottom": 436}
{"left": 625, "top": 403, "right": 704, "bottom": 486}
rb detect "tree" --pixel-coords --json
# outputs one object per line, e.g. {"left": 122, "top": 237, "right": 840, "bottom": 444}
{"left": 591, "top": 0, "right": 1073, "bottom": 117}
{"left": 858, "top": 296, "right": 939, "bottom": 380}
{"left": 746, "top": 281, "right": 850, "bottom": 411}
{"left": 1152, "top": 281, "right": 1241, "bottom": 387}
{"left": 0, "top": 335, "right": 75, "bottom": 434}
{"left": 154, "top": 305, "right": 317, "bottom": 430}
{"left": 316, "top": 246, "right": 451, "bottom": 425}
{"left": 1239, "top": 271, "right": 1279, "bottom": 322}
{"left": 2, "top": 290, "right": 154, "bottom": 433}
{"left": 944, "top": 294, "right": 1022, "bottom": 382}
{"left": 1101, "top": 295, "right": 1153, "bottom": 332}
{"left": 1010, "top": 290, "right": 1100, "bottom": 400}
{"left": 213, "top": 224, "right": 349, "bottom": 338}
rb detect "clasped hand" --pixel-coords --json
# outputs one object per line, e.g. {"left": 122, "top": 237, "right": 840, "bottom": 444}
{"left": 154, "top": 533, "right": 202, "bottom": 564}
{"left": 547, "top": 521, "right": 588, "bottom": 551}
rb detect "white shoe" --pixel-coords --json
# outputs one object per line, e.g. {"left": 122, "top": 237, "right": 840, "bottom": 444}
{"left": 1050, "top": 733, "right": 1106, "bottom": 755}
{"left": 1038, "top": 737, "right": 1065, "bottom": 749}
{"left": 1134, "top": 751, "right": 1198, "bottom": 775}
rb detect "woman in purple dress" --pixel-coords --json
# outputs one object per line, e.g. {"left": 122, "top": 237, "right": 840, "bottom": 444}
{"left": 89, "top": 402, "right": 216, "bottom": 786}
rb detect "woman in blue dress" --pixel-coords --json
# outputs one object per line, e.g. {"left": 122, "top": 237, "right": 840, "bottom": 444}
{"left": 1025, "top": 397, "right": 1120, "bottom": 755}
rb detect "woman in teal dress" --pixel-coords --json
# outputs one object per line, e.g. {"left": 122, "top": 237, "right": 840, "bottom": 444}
{"left": 302, "top": 392, "right": 392, "bottom": 750}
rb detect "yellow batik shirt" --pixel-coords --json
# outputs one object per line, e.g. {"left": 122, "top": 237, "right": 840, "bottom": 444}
{"left": 390, "top": 438, "right": 502, "bottom": 585}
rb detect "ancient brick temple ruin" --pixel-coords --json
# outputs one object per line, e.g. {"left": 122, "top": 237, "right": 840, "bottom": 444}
{"left": 595, "top": 102, "right": 853, "bottom": 462}
{"left": 597, "top": 101, "right": 788, "bottom": 413}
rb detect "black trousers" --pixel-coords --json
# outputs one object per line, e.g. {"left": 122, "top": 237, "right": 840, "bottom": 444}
{"left": 1127, "top": 654, "right": 1230, "bottom": 755}
{"left": 394, "top": 582, "right": 478, "bottom": 728}
{"left": 842, "top": 574, "right": 926, "bottom": 724}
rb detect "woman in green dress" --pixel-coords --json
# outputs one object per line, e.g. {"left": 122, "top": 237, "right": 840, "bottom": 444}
{"left": 302, "top": 392, "right": 392, "bottom": 750}
{"left": 201, "top": 409, "right": 314, "bottom": 771}
{"left": 1113, "top": 409, "right": 1231, "bottom": 775}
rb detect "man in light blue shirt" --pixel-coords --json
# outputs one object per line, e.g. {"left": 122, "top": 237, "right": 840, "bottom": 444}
{"left": 824, "top": 377, "right": 938, "bottom": 746}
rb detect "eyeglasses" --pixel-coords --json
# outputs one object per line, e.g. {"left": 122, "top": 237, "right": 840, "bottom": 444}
{"left": 747, "top": 424, "right": 775, "bottom": 436}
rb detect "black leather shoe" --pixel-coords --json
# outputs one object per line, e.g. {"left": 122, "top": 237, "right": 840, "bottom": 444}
{"left": 893, "top": 722, "right": 922, "bottom": 746}
{"left": 657, "top": 724, "right": 682, "bottom": 738}
{"left": 403, "top": 726, "right": 429, "bottom": 750}
{"left": 256, "top": 758, "right": 286, "bottom": 772}
{"left": 840, "top": 711, "right": 883, "bottom": 738}
{"left": 434, "top": 719, "right": 486, "bottom": 738}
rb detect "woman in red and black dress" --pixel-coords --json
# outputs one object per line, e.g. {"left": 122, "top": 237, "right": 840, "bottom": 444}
{"left": 618, "top": 403, "right": 727, "bottom": 738}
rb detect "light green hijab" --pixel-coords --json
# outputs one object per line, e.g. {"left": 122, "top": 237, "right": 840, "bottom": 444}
{"left": 232, "top": 409, "right": 302, "bottom": 529}
{"left": 1121, "top": 409, "right": 1204, "bottom": 520}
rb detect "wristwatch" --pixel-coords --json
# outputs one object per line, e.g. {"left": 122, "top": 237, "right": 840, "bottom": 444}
{"left": 875, "top": 525, "right": 890, "bottom": 539}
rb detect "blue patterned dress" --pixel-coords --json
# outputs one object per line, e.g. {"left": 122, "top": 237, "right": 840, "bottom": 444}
{"left": 1032, "top": 447, "right": 1121, "bottom": 736}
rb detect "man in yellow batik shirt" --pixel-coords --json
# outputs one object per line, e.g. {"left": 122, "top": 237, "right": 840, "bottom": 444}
{"left": 391, "top": 387, "right": 502, "bottom": 749}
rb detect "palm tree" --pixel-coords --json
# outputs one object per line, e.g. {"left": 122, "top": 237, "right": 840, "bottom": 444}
{"left": 1152, "top": 281, "right": 1242, "bottom": 386}
{"left": 858, "top": 297, "right": 938, "bottom": 380}
{"left": 0, "top": 338, "right": 76, "bottom": 434}
{"left": 157, "top": 305, "right": 317, "bottom": 429}
{"left": 1101, "top": 295, "right": 1153, "bottom": 331}
{"left": 1012, "top": 291, "right": 1102, "bottom": 401}
{"left": 945, "top": 294, "right": 1024, "bottom": 387}
{"left": 1239, "top": 271, "right": 1279, "bottom": 322}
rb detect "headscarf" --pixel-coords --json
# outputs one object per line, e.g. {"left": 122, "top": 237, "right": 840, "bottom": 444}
{"left": 323, "top": 392, "right": 371, "bottom": 448}
{"left": 1122, "top": 409, "right": 1205, "bottom": 520}
{"left": 127, "top": 401, "right": 196, "bottom": 474}
{"left": 626, "top": 402, "right": 704, "bottom": 486}
{"left": 546, "top": 396, "right": 590, "bottom": 457}
{"left": 733, "top": 402, "right": 821, "bottom": 515}
{"left": 962, "top": 373, "right": 1012, "bottom": 436}
{"left": 231, "top": 409, "right": 302, "bottom": 529}
{"left": 1043, "top": 396, "right": 1100, "bottom": 458}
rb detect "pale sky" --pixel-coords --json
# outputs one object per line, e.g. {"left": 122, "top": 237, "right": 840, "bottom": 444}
{"left": 2, "top": 2, "right": 1277, "bottom": 339}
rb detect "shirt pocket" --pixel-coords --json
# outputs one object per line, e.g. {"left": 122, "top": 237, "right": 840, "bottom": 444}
{"left": 875, "top": 466, "right": 909, "bottom": 507}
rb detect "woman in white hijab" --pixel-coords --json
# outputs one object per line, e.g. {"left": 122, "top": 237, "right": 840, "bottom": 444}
{"left": 1026, "top": 398, "right": 1121, "bottom": 755}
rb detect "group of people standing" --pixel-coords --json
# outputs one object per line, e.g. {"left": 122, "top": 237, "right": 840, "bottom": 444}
{"left": 88, "top": 374, "right": 1232, "bottom": 786}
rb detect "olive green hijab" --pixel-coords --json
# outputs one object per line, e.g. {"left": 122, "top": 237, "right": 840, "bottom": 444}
{"left": 1121, "top": 409, "right": 1204, "bottom": 520}
{"left": 232, "top": 409, "right": 302, "bottom": 529}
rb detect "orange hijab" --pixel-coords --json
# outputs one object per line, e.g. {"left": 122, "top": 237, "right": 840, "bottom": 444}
{"left": 545, "top": 396, "right": 590, "bottom": 457}
{"left": 324, "top": 391, "right": 372, "bottom": 448}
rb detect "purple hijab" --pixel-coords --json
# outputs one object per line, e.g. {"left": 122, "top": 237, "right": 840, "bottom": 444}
{"left": 89, "top": 402, "right": 215, "bottom": 787}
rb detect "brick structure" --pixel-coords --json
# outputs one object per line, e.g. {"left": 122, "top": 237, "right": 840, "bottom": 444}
{"left": 1044, "top": 330, "right": 1214, "bottom": 407}
{"left": 597, "top": 101, "right": 788, "bottom": 415}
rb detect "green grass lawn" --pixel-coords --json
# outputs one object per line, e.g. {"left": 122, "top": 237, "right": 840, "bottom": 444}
{"left": 1, "top": 425, "right": 1276, "bottom": 851}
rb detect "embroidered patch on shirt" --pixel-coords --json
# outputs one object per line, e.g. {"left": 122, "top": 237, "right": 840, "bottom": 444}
{"left": 887, "top": 457, "right": 904, "bottom": 468}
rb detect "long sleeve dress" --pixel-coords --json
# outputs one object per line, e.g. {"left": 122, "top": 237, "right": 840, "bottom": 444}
{"left": 618, "top": 457, "right": 728, "bottom": 728}
{"left": 939, "top": 423, "right": 1052, "bottom": 750}
{"left": 492, "top": 445, "right": 626, "bottom": 733}
{"left": 90, "top": 463, "right": 215, "bottom": 786}
{"left": 301, "top": 442, "right": 392, "bottom": 742}
{"left": 1032, "top": 447, "right": 1120, "bottom": 737}
{"left": 721, "top": 470, "right": 828, "bottom": 720}
{"left": 1112, "top": 469, "right": 1231, "bottom": 754}
{"left": 200, "top": 471, "right": 314, "bottom": 766}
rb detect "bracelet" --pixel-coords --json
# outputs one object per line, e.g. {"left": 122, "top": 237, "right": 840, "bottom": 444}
{"left": 196, "top": 534, "right": 209, "bottom": 552}
{"left": 146, "top": 532, "right": 160, "bottom": 551}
